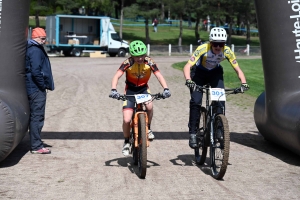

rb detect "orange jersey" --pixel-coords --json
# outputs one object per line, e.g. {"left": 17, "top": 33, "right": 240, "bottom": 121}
{"left": 118, "top": 56, "right": 160, "bottom": 87}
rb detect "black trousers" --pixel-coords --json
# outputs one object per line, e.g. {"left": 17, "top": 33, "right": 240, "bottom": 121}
{"left": 28, "top": 90, "right": 47, "bottom": 150}
{"left": 189, "top": 66, "right": 225, "bottom": 134}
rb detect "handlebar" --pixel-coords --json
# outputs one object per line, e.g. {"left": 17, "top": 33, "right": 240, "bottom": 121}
{"left": 195, "top": 84, "right": 244, "bottom": 94}
{"left": 109, "top": 93, "right": 165, "bottom": 101}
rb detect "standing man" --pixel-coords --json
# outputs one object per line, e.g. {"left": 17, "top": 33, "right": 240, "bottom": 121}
{"left": 25, "top": 27, "right": 55, "bottom": 154}
{"left": 153, "top": 18, "right": 158, "bottom": 32}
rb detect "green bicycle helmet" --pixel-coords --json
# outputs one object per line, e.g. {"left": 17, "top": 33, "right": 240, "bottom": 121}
{"left": 129, "top": 40, "right": 147, "bottom": 56}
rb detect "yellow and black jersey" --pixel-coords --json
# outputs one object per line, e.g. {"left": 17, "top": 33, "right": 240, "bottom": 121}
{"left": 118, "top": 56, "right": 159, "bottom": 87}
{"left": 188, "top": 43, "right": 239, "bottom": 70}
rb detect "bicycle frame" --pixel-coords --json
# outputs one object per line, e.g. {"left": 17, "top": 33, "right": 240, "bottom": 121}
{"left": 202, "top": 87, "right": 225, "bottom": 147}
{"left": 132, "top": 103, "right": 150, "bottom": 148}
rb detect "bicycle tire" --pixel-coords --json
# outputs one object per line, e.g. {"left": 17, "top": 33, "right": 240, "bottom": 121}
{"left": 138, "top": 113, "right": 147, "bottom": 179}
{"left": 131, "top": 130, "right": 138, "bottom": 165}
{"left": 195, "top": 107, "right": 208, "bottom": 165}
{"left": 210, "top": 114, "right": 230, "bottom": 180}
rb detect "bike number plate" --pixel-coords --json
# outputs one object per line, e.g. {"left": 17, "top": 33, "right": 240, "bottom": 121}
{"left": 135, "top": 94, "right": 151, "bottom": 104}
{"left": 209, "top": 88, "right": 226, "bottom": 101}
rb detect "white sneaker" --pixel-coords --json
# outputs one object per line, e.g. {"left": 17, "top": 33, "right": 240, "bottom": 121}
{"left": 122, "top": 143, "right": 130, "bottom": 156}
{"left": 148, "top": 129, "right": 155, "bottom": 140}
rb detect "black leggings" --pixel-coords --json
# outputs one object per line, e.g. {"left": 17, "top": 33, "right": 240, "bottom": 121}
{"left": 188, "top": 66, "right": 225, "bottom": 134}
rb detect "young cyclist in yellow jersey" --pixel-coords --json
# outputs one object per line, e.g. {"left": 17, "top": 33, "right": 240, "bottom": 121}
{"left": 183, "top": 27, "right": 249, "bottom": 149}
{"left": 110, "top": 40, "right": 171, "bottom": 156}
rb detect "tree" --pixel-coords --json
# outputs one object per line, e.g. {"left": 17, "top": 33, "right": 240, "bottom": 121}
{"left": 55, "top": 0, "right": 81, "bottom": 14}
{"left": 165, "top": 0, "right": 186, "bottom": 52}
{"left": 31, "top": 0, "right": 51, "bottom": 27}
{"left": 123, "top": 0, "right": 160, "bottom": 44}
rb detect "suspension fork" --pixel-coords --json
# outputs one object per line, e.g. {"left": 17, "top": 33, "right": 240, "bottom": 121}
{"left": 133, "top": 104, "right": 149, "bottom": 148}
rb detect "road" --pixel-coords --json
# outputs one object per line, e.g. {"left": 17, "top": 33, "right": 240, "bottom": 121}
{"left": 0, "top": 56, "right": 299, "bottom": 200}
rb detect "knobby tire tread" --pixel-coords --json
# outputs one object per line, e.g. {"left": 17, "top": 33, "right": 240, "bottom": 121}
{"left": 138, "top": 114, "right": 147, "bottom": 179}
{"left": 196, "top": 107, "right": 208, "bottom": 165}
{"left": 211, "top": 114, "right": 230, "bottom": 180}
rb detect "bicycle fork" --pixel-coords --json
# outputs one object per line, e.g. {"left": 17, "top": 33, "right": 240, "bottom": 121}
{"left": 132, "top": 112, "right": 150, "bottom": 148}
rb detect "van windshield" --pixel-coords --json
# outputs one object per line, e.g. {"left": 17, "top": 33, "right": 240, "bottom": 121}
{"left": 111, "top": 33, "right": 121, "bottom": 41}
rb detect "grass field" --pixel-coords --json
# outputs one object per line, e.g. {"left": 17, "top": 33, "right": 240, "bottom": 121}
{"left": 172, "top": 59, "right": 264, "bottom": 98}
{"left": 29, "top": 17, "right": 260, "bottom": 46}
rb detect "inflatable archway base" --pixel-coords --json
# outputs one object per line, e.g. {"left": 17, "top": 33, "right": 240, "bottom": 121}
{"left": 254, "top": 0, "right": 300, "bottom": 155}
{"left": 0, "top": 1, "right": 30, "bottom": 162}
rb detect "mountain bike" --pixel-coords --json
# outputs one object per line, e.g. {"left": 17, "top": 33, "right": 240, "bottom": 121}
{"left": 110, "top": 93, "right": 163, "bottom": 179}
{"left": 193, "top": 84, "right": 244, "bottom": 180}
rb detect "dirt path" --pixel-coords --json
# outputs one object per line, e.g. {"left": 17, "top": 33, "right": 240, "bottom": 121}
{"left": 0, "top": 56, "right": 299, "bottom": 200}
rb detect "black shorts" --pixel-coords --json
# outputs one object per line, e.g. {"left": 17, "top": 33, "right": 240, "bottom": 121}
{"left": 123, "top": 85, "right": 151, "bottom": 110}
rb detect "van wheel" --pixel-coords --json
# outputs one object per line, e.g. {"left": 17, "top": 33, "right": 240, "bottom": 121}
{"left": 71, "top": 48, "right": 82, "bottom": 57}
{"left": 118, "top": 49, "right": 126, "bottom": 57}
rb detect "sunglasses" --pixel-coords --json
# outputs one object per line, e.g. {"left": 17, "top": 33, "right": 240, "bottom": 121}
{"left": 212, "top": 42, "right": 225, "bottom": 47}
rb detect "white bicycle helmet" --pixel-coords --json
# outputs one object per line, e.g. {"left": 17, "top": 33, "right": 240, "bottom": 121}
{"left": 209, "top": 27, "right": 227, "bottom": 42}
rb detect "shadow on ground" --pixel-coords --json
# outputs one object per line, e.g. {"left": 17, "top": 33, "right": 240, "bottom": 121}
{"left": 1, "top": 131, "right": 299, "bottom": 169}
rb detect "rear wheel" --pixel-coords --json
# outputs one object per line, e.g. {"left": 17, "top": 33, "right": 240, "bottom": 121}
{"left": 138, "top": 113, "right": 147, "bottom": 179}
{"left": 195, "top": 107, "right": 208, "bottom": 165}
{"left": 210, "top": 114, "right": 230, "bottom": 180}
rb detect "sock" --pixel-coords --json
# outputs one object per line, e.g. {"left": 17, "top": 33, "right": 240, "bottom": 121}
{"left": 124, "top": 137, "right": 129, "bottom": 143}
{"left": 148, "top": 124, "right": 151, "bottom": 130}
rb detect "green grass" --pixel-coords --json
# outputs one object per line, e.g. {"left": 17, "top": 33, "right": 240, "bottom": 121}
{"left": 29, "top": 17, "right": 260, "bottom": 46}
{"left": 29, "top": 18, "right": 46, "bottom": 28}
{"left": 116, "top": 24, "right": 260, "bottom": 46}
{"left": 172, "top": 59, "right": 264, "bottom": 98}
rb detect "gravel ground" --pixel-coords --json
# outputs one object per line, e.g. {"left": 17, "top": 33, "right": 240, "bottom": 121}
{"left": 0, "top": 56, "right": 299, "bottom": 200}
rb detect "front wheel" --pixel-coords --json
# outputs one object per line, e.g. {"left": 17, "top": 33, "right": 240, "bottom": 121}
{"left": 71, "top": 48, "right": 82, "bottom": 57}
{"left": 210, "top": 114, "right": 230, "bottom": 180}
{"left": 138, "top": 113, "right": 147, "bottom": 179}
{"left": 118, "top": 49, "right": 126, "bottom": 57}
{"left": 195, "top": 107, "right": 208, "bottom": 165}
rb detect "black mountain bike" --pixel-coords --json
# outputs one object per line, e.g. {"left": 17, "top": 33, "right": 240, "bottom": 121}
{"left": 193, "top": 84, "right": 244, "bottom": 180}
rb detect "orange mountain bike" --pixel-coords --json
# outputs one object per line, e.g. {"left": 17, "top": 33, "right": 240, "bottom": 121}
{"left": 111, "top": 93, "right": 163, "bottom": 179}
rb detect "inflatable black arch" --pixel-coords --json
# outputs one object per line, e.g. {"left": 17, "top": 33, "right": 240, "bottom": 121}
{"left": 254, "top": 0, "right": 300, "bottom": 155}
{"left": 0, "top": 1, "right": 30, "bottom": 162}
{"left": 1, "top": 1, "right": 300, "bottom": 162}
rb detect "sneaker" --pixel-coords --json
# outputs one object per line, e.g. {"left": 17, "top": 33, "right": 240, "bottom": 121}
{"left": 31, "top": 148, "right": 51, "bottom": 154}
{"left": 189, "top": 134, "right": 197, "bottom": 149}
{"left": 148, "top": 129, "right": 155, "bottom": 140}
{"left": 122, "top": 142, "right": 130, "bottom": 156}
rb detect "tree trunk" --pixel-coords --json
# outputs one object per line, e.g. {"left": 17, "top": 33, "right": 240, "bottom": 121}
{"left": 178, "top": 14, "right": 183, "bottom": 53}
{"left": 35, "top": 11, "right": 40, "bottom": 27}
{"left": 119, "top": 0, "right": 124, "bottom": 38}
{"left": 145, "top": 19, "right": 150, "bottom": 44}
{"left": 246, "top": 19, "right": 251, "bottom": 44}
{"left": 161, "top": 2, "right": 165, "bottom": 21}
{"left": 195, "top": 15, "right": 200, "bottom": 43}
{"left": 228, "top": 20, "right": 232, "bottom": 46}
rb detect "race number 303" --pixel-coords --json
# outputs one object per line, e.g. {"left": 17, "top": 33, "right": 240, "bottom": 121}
{"left": 209, "top": 88, "right": 226, "bottom": 101}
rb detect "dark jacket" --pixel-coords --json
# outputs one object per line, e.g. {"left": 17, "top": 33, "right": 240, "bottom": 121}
{"left": 25, "top": 40, "right": 54, "bottom": 95}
